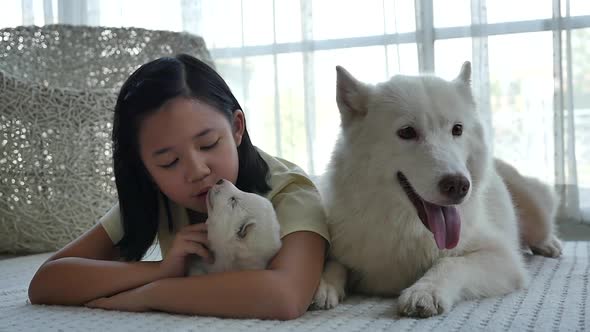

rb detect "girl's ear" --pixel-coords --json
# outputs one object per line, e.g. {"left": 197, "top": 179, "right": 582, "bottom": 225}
{"left": 232, "top": 109, "right": 245, "bottom": 146}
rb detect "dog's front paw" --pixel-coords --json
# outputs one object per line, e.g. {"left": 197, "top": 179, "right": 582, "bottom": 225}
{"left": 311, "top": 278, "right": 344, "bottom": 310}
{"left": 398, "top": 284, "right": 449, "bottom": 318}
{"left": 531, "top": 235, "right": 562, "bottom": 258}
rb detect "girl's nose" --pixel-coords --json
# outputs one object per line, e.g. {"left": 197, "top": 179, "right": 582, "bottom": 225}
{"left": 186, "top": 153, "right": 211, "bottom": 183}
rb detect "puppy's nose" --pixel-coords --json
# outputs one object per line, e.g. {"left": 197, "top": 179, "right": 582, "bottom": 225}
{"left": 216, "top": 179, "right": 224, "bottom": 185}
{"left": 438, "top": 174, "right": 470, "bottom": 203}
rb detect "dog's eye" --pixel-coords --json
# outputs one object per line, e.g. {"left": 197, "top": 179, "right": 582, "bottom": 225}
{"left": 397, "top": 126, "right": 418, "bottom": 140}
{"left": 452, "top": 124, "right": 463, "bottom": 136}
{"left": 229, "top": 196, "right": 238, "bottom": 208}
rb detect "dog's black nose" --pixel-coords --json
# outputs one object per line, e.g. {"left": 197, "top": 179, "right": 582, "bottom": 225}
{"left": 216, "top": 179, "right": 224, "bottom": 185}
{"left": 438, "top": 175, "right": 470, "bottom": 203}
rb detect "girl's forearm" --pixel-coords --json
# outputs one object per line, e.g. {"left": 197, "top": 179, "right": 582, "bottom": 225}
{"left": 28, "top": 257, "right": 164, "bottom": 306}
{"left": 144, "top": 270, "right": 305, "bottom": 320}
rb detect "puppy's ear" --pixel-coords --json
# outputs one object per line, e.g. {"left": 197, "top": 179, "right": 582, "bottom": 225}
{"left": 237, "top": 220, "right": 255, "bottom": 239}
{"left": 336, "top": 66, "right": 370, "bottom": 127}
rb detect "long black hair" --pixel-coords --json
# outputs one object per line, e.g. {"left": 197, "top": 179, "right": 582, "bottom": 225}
{"left": 112, "top": 54, "right": 271, "bottom": 261}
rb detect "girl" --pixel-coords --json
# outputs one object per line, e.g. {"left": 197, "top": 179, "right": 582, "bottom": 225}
{"left": 27, "top": 54, "right": 330, "bottom": 320}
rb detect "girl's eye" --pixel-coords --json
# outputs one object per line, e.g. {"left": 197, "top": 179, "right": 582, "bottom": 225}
{"left": 201, "top": 139, "right": 219, "bottom": 151}
{"left": 159, "top": 159, "right": 178, "bottom": 169}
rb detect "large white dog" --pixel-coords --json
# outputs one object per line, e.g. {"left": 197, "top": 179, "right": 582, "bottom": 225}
{"left": 312, "top": 62, "right": 562, "bottom": 317}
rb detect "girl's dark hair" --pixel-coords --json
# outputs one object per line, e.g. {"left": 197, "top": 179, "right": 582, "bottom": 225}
{"left": 112, "top": 54, "right": 271, "bottom": 261}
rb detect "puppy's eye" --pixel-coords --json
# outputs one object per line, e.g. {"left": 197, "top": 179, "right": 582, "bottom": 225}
{"left": 397, "top": 126, "right": 418, "bottom": 140}
{"left": 229, "top": 196, "right": 238, "bottom": 208}
{"left": 452, "top": 124, "right": 463, "bottom": 136}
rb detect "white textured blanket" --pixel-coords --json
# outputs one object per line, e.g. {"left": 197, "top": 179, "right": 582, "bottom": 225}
{"left": 1, "top": 242, "right": 588, "bottom": 331}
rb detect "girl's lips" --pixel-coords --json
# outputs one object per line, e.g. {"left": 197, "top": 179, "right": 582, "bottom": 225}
{"left": 193, "top": 187, "right": 212, "bottom": 197}
{"left": 192, "top": 190, "right": 209, "bottom": 205}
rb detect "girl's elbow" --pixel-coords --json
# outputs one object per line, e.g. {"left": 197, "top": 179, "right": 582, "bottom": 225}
{"left": 28, "top": 264, "right": 58, "bottom": 305}
{"left": 273, "top": 288, "right": 310, "bottom": 320}
{"left": 275, "top": 303, "right": 305, "bottom": 321}
{"left": 28, "top": 274, "right": 47, "bottom": 305}
{"left": 27, "top": 286, "right": 40, "bottom": 305}
{"left": 28, "top": 290, "right": 48, "bottom": 305}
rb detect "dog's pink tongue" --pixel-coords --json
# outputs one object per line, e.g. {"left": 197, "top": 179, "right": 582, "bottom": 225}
{"left": 423, "top": 202, "right": 461, "bottom": 250}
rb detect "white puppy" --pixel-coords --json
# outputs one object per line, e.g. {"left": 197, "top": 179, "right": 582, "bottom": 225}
{"left": 312, "top": 62, "right": 562, "bottom": 317}
{"left": 188, "top": 179, "right": 281, "bottom": 275}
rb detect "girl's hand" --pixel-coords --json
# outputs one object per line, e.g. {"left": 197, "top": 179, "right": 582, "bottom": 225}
{"left": 158, "top": 223, "right": 213, "bottom": 279}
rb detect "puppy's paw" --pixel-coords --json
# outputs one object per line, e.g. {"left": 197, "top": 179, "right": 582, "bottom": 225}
{"left": 311, "top": 278, "right": 344, "bottom": 310}
{"left": 531, "top": 235, "right": 562, "bottom": 258}
{"left": 398, "top": 283, "right": 449, "bottom": 318}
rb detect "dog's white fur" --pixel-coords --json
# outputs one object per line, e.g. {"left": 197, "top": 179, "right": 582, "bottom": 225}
{"left": 312, "top": 62, "right": 562, "bottom": 317}
{"left": 495, "top": 159, "right": 562, "bottom": 257}
{"left": 188, "top": 179, "right": 281, "bottom": 275}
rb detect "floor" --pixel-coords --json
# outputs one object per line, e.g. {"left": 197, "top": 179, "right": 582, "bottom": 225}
{"left": 558, "top": 219, "right": 590, "bottom": 241}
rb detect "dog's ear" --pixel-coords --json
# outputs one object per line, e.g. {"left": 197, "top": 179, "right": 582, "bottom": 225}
{"left": 454, "top": 61, "right": 471, "bottom": 85}
{"left": 336, "top": 66, "right": 369, "bottom": 127}
{"left": 237, "top": 220, "right": 255, "bottom": 239}
{"left": 453, "top": 61, "right": 475, "bottom": 103}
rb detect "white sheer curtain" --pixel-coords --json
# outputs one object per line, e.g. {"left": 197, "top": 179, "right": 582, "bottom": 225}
{"left": 1, "top": 0, "right": 589, "bottom": 222}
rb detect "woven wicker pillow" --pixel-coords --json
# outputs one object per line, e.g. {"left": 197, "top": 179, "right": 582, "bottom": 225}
{"left": 0, "top": 25, "right": 214, "bottom": 253}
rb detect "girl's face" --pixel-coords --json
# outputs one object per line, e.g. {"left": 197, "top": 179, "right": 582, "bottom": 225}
{"left": 138, "top": 97, "right": 245, "bottom": 213}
